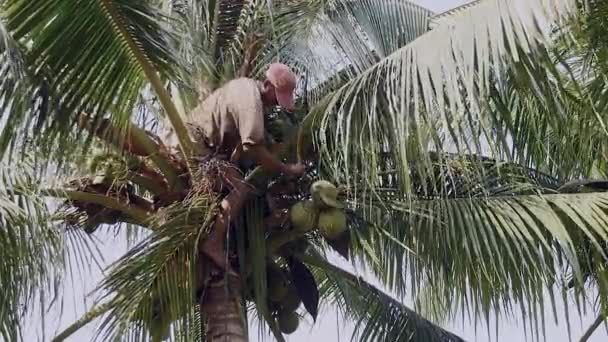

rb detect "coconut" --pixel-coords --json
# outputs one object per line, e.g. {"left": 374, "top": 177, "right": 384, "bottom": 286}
{"left": 289, "top": 200, "right": 317, "bottom": 232}
{"left": 280, "top": 286, "right": 302, "bottom": 312}
{"left": 267, "top": 273, "right": 289, "bottom": 302}
{"left": 310, "top": 180, "right": 344, "bottom": 209}
{"left": 277, "top": 311, "right": 300, "bottom": 334}
{"left": 318, "top": 209, "right": 347, "bottom": 240}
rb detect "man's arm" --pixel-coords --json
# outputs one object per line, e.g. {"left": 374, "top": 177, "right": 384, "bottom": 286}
{"left": 228, "top": 79, "right": 304, "bottom": 177}
{"left": 243, "top": 144, "right": 303, "bottom": 176}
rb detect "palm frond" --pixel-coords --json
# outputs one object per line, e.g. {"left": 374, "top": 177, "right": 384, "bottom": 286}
{"left": 321, "top": 152, "right": 608, "bottom": 337}
{"left": 329, "top": 0, "right": 433, "bottom": 59}
{"left": 481, "top": 0, "right": 608, "bottom": 180}
{"left": 87, "top": 194, "right": 218, "bottom": 342}
{"left": 352, "top": 188, "right": 608, "bottom": 339}
{"left": 297, "top": 250, "right": 466, "bottom": 342}
{"left": 304, "top": 0, "right": 578, "bottom": 197}
{"left": 429, "top": 0, "right": 483, "bottom": 29}
{"left": 1, "top": 0, "right": 193, "bottom": 158}
{"left": 0, "top": 161, "right": 62, "bottom": 341}
{"left": 168, "top": 0, "right": 215, "bottom": 105}
{"left": 211, "top": 0, "right": 249, "bottom": 73}
{"left": 354, "top": 152, "right": 562, "bottom": 201}
{"left": 275, "top": 0, "right": 433, "bottom": 107}
{"left": 0, "top": 20, "right": 45, "bottom": 159}
{"left": 170, "top": 0, "right": 253, "bottom": 101}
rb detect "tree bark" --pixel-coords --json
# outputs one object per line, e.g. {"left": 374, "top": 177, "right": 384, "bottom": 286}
{"left": 200, "top": 273, "right": 248, "bottom": 342}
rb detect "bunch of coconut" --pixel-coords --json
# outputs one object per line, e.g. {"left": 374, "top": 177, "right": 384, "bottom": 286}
{"left": 289, "top": 180, "right": 347, "bottom": 241}
{"left": 266, "top": 263, "right": 302, "bottom": 335}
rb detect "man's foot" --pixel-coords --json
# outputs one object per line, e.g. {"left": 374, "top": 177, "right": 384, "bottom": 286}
{"left": 200, "top": 231, "right": 227, "bottom": 270}
{"left": 200, "top": 228, "right": 239, "bottom": 277}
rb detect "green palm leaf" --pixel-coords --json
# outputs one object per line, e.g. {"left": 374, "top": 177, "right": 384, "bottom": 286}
{"left": 329, "top": 0, "right": 432, "bottom": 59}
{"left": 1, "top": 0, "right": 193, "bottom": 158}
{"left": 0, "top": 161, "right": 62, "bottom": 341}
{"left": 305, "top": 0, "right": 578, "bottom": 196}
{"left": 276, "top": 0, "right": 433, "bottom": 107}
{"left": 0, "top": 19, "right": 43, "bottom": 158}
{"left": 484, "top": 0, "right": 608, "bottom": 180}
{"left": 6, "top": 1, "right": 608, "bottom": 341}
{"left": 211, "top": 0, "right": 249, "bottom": 70}
{"left": 170, "top": 0, "right": 258, "bottom": 100}
{"left": 356, "top": 189, "right": 608, "bottom": 337}
{"left": 88, "top": 196, "right": 218, "bottom": 342}
{"left": 326, "top": 153, "right": 608, "bottom": 337}
{"left": 297, "top": 250, "right": 466, "bottom": 342}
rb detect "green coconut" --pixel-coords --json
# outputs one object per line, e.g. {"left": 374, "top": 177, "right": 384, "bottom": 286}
{"left": 289, "top": 200, "right": 317, "bottom": 232}
{"left": 280, "top": 286, "right": 302, "bottom": 312}
{"left": 310, "top": 180, "right": 344, "bottom": 209}
{"left": 277, "top": 311, "right": 300, "bottom": 335}
{"left": 318, "top": 209, "right": 347, "bottom": 240}
{"left": 267, "top": 272, "right": 289, "bottom": 302}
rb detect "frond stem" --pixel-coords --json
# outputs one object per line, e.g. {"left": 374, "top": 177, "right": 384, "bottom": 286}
{"left": 579, "top": 312, "right": 607, "bottom": 342}
{"left": 42, "top": 189, "right": 152, "bottom": 225}
{"left": 51, "top": 301, "right": 114, "bottom": 342}
{"left": 98, "top": 0, "right": 195, "bottom": 159}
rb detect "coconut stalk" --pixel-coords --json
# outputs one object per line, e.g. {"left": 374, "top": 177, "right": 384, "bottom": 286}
{"left": 78, "top": 114, "right": 185, "bottom": 190}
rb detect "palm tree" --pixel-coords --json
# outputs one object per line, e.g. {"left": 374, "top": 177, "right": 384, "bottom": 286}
{"left": 2, "top": 0, "right": 608, "bottom": 341}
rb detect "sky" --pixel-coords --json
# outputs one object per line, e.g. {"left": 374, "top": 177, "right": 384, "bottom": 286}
{"left": 21, "top": 1, "right": 608, "bottom": 342}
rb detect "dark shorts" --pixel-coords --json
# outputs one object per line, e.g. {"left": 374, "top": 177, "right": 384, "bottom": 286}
{"left": 236, "top": 158, "right": 256, "bottom": 174}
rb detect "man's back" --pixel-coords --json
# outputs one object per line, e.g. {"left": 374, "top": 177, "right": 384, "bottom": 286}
{"left": 187, "top": 78, "right": 265, "bottom": 157}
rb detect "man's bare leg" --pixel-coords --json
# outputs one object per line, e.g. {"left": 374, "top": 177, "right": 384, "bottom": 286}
{"left": 200, "top": 167, "right": 253, "bottom": 272}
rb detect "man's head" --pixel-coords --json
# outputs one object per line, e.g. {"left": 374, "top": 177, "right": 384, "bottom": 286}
{"left": 261, "top": 63, "right": 297, "bottom": 111}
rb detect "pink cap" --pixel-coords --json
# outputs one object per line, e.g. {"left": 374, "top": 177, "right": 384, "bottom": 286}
{"left": 265, "top": 63, "right": 297, "bottom": 111}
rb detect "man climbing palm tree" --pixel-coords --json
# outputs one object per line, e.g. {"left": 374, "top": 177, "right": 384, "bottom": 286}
{"left": 188, "top": 63, "right": 306, "bottom": 272}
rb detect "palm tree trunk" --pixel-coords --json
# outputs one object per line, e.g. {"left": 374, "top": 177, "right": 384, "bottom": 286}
{"left": 200, "top": 273, "right": 248, "bottom": 342}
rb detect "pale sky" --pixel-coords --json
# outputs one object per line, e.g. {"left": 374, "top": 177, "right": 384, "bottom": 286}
{"left": 22, "top": 1, "right": 608, "bottom": 342}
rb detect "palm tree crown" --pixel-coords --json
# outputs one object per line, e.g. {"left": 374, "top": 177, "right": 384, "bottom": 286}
{"left": 2, "top": 0, "right": 608, "bottom": 341}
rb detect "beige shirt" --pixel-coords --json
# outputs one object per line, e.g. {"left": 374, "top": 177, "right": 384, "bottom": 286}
{"left": 186, "top": 78, "right": 265, "bottom": 158}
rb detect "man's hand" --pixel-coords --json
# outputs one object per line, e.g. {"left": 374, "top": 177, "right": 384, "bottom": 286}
{"left": 245, "top": 144, "right": 306, "bottom": 177}
{"left": 282, "top": 163, "right": 306, "bottom": 178}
